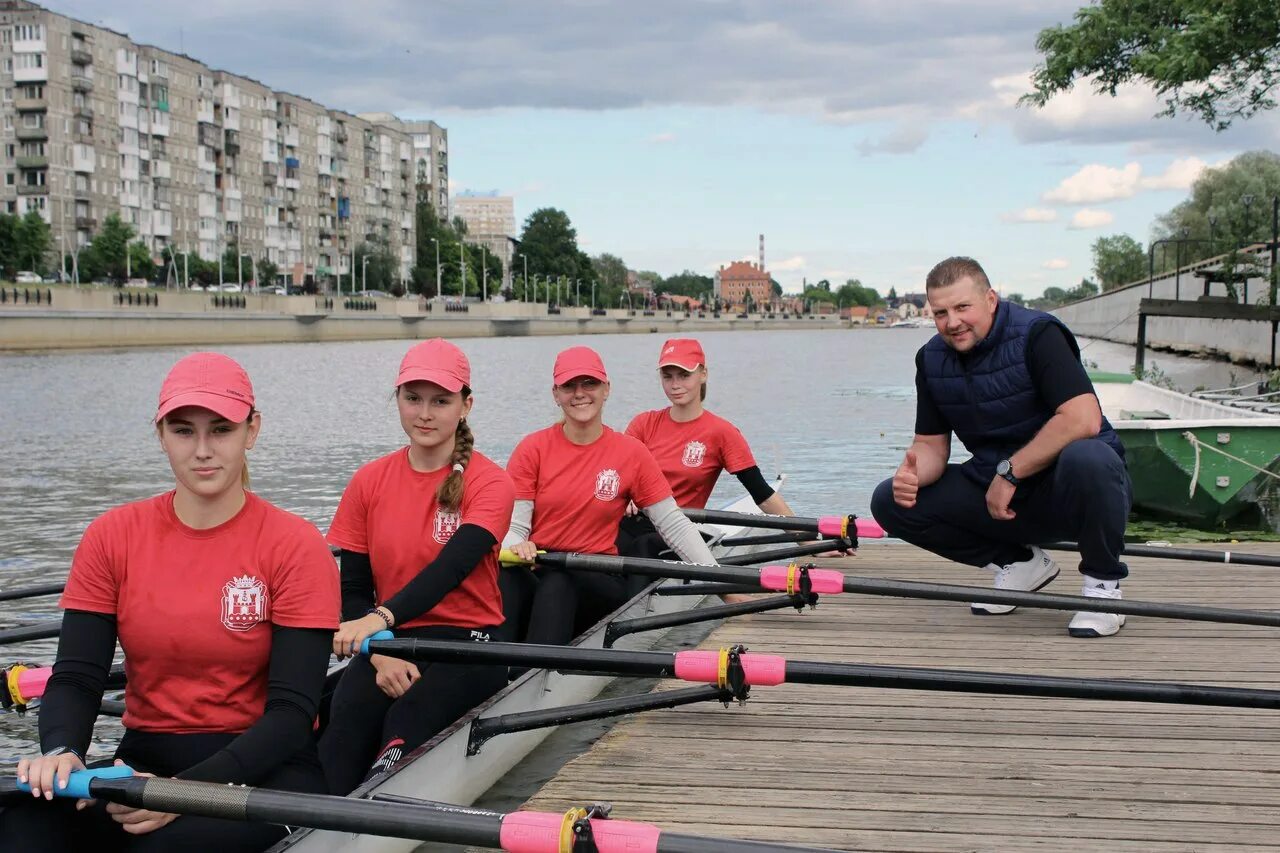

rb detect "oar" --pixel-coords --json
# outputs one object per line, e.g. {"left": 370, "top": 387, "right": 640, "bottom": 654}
{"left": 0, "top": 582, "right": 64, "bottom": 603}
{"left": 363, "top": 635, "right": 1280, "bottom": 710}
{"left": 683, "top": 507, "right": 884, "bottom": 539}
{"left": 0, "top": 620, "right": 60, "bottom": 646}
{"left": 1, "top": 662, "right": 126, "bottom": 712}
{"left": 501, "top": 550, "right": 1280, "bottom": 629}
{"left": 1047, "top": 540, "right": 1280, "bottom": 568}
{"left": 3, "top": 770, "right": 837, "bottom": 853}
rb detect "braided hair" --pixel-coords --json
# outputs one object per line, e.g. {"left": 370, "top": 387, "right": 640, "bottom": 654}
{"left": 436, "top": 389, "right": 473, "bottom": 512}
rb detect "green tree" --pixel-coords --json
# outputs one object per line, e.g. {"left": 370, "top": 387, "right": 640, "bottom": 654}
{"left": 835, "top": 279, "right": 882, "bottom": 308}
{"left": 354, "top": 240, "right": 398, "bottom": 293}
{"left": 590, "top": 252, "right": 630, "bottom": 308}
{"left": 82, "top": 214, "right": 134, "bottom": 282}
{"left": 0, "top": 214, "right": 19, "bottom": 279}
{"left": 770, "top": 278, "right": 783, "bottom": 297}
{"left": 257, "top": 256, "right": 280, "bottom": 288}
{"left": 15, "top": 210, "right": 52, "bottom": 275}
{"left": 658, "top": 270, "right": 713, "bottom": 299}
{"left": 1091, "top": 234, "right": 1147, "bottom": 290}
{"left": 129, "top": 241, "right": 156, "bottom": 282}
{"left": 511, "top": 208, "right": 591, "bottom": 287}
{"left": 887, "top": 286, "right": 898, "bottom": 301}
{"left": 1023, "top": 0, "right": 1280, "bottom": 130}
{"left": 1007, "top": 292, "right": 1026, "bottom": 305}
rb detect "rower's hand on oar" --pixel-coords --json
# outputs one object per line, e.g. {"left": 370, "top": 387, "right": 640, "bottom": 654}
{"left": 511, "top": 540, "right": 540, "bottom": 563}
{"left": 17, "top": 748, "right": 85, "bottom": 801}
{"left": 371, "top": 654, "right": 421, "bottom": 699}
{"left": 333, "top": 611, "right": 395, "bottom": 659}
{"left": 893, "top": 450, "right": 920, "bottom": 508}
{"left": 105, "top": 761, "right": 178, "bottom": 834}
{"left": 986, "top": 474, "right": 1016, "bottom": 521}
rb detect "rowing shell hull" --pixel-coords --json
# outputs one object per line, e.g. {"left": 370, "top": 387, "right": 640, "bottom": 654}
{"left": 272, "top": 480, "right": 784, "bottom": 853}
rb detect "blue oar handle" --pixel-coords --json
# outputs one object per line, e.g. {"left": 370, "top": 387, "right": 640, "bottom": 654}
{"left": 360, "top": 630, "right": 395, "bottom": 655}
{"left": 17, "top": 764, "right": 135, "bottom": 799}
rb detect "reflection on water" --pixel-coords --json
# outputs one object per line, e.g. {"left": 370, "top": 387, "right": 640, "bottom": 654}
{"left": 0, "top": 327, "right": 1234, "bottom": 765}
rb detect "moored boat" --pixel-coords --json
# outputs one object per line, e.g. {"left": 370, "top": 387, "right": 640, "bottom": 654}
{"left": 1092, "top": 373, "right": 1280, "bottom": 529}
{"left": 271, "top": 480, "right": 786, "bottom": 853}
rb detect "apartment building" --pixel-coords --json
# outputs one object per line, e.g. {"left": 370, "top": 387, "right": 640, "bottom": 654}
{"left": 0, "top": 1, "right": 441, "bottom": 287}
{"left": 452, "top": 191, "right": 515, "bottom": 288}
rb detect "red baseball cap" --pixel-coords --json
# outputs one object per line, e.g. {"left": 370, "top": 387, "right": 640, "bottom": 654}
{"left": 553, "top": 346, "right": 609, "bottom": 385}
{"left": 155, "top": 352, "right": 255, "bottom": 424}
{"left": 396, "top": 339, "right": 471, "bottom": 392}
{"left": 657, "top": 338, "right": 706, "bottom": 371}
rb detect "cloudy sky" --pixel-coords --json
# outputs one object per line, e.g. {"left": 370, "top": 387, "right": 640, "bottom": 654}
{"left": 59, "top": 0, "right": 1279, "bottom": 297}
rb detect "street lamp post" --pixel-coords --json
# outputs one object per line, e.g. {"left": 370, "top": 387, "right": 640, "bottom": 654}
{"left": 1243, "top": 194, "right": 1256, "bottom": 242}
{"left": 575, "top": 278, "right": 581, "bottom": 307}
{"left": 591, "top": 280, "right": 596, "bottom": 310}
{"left": 482, "top": 244, "right": 488, "bottom": 302}
{"left": 459, "top": 242, "right": 466, "bottom": 298}
{"left": 430, "top": 237, "right": 440, "bottom": 299}
{"left": 523, "top": 255, "right": 528, "bottom": 303}
{"left": 361, "top": 255, "right": 369, "bottom": 294}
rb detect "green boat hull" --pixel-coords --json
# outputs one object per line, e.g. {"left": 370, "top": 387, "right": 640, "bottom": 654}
{"left": 1117, "top": 425, "right": 1280, "bottom": 529}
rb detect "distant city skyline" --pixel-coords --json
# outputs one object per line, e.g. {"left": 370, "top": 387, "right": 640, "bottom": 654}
{"left": 58, "top": 1, "right": 1279, "bottom": 298}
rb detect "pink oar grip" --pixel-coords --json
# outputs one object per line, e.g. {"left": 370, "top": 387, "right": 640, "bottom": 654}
{"left": 759, "top": 565, "right": 845, "bottom": 594}
{"left": 500, "top": 811, "right": 660, "bottom": 853}
{"left": 15, "top": 666, "right": 51, "bottom": 702}
{"left": 817, "top": 516, "right": 886, "bottom": 539}
{"left": 674, "top": 651, "right": 787, "bottom": 687}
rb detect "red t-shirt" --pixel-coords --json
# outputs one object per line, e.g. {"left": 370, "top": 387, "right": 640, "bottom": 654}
{"left": 507, "top": 425, "right": 672, "bottom": 555}
{"left": 326, "top": 448, "right": 513, "bottom": 629}
{"left": 625, "top": 408, "right": 757, "bottom": 509}
{"left": 61, "top": 491, "right": 339, "bottom": 734}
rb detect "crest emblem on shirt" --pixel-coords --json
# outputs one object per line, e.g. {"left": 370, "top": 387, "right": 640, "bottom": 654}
{"left": 221, "top": 575, "right": 267, "bottom": 632}
{"left": 681, "top": 440, "right": 707, "bottom": 468}
{"left": 594, "top": 468, "right": 621, "bottom": 501}
{"left": 432, "top": 509, "right": 461, "bottom": 544}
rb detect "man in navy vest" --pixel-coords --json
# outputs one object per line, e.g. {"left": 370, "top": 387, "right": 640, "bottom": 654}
{"left": 870, "top": 256, "right": 1131, "bottom": 637}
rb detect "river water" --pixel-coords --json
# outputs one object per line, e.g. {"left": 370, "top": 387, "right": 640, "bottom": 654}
{"left": 0, "top": 328, "right": 1252, "bottom": 768}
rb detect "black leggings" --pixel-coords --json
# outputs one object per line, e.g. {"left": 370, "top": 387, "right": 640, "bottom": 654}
{"left": 524, "top": 567, "right": 630, "bottom": 646}
{"left": 615, "top": 515, "right": 673, "bottom": 597}
{"left": 0, "top": 730, "right": 325, "bottom": 852}
{"left": 317, "top": 624, "right": 506, "bottom": 795}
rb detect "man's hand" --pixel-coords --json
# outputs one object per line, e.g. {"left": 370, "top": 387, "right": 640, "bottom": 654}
{"left": 986, "top": 475, "right": 1017, "bottom": 521}
{"left": 892, "top": 450, "right": 920, "bottom": 508}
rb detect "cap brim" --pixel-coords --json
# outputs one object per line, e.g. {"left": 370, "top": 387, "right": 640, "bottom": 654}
{"left": 155, "top": 391, "right": 252, "bottom": 424}
{"left": 553, "top": 368, "right": 609, "bottom": 386}
{"left": 657, "top": 358, "right": 703, "bottom": 371}
{"left": 396, "top": 368, "right": 466, "bottom": 393}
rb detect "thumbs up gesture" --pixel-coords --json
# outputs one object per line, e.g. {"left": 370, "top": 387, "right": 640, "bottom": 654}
{"left": 893, "top": 449, "right": 920, "bottom": 508}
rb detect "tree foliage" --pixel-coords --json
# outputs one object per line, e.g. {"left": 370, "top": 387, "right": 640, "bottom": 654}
{"left": 511, "top": 208, "right": 592, "bottom": 290}
{"left": 1030, "top": 278, "right": 1099, "bottom": 309}
{"left": 1023, "top": 0, "right": 1280, "bottom": 130}
{"left": 1091, "top": 234, "right": 1147, "bottom": 290}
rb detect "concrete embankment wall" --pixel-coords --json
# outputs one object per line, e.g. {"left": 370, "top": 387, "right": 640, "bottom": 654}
{"left": 1053, "top": 253, "right": 1276, "bottom": 366}
{"left": 0, "top": 288, "right": 845, "bottom": 351}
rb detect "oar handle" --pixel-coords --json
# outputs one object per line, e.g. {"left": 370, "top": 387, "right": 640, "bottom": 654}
{"left": 759, "top": 565, "right": 845, "bottom": 595}
{"left": 501, "top": 811, "right": 661, "bottom": 852}
{"left": 359, "top": 630, "right": 395, "bottom": 656}
{"left": 3, "top": 664, "right": 50, "bottom": 709}
{"left": 16, "top": 764, "right": 135, "bottom": 800}
{"left": 499, "top": 549, "right": 545, "bottom": 565}
{"left": 818, "top": 516, "right": 885, "bottom": 539}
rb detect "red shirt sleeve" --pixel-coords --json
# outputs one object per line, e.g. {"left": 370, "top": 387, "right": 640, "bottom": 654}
{"left": 269, "top": 521, "right": 340, "bottom": 630}
{"left": 719, "top": 419, "right": 758, "bottom": 474}
{"left": 627, "top": 438, "right": 674, "bottom": 508}
{"left": 60, "top": 514, "right": 120, "bottom": 614}
{"left": 624, "top": 412, "right": 647, "bottom": 442}
{"left": 506, "top": 434, "right": 540, "bottom": 501}
{"left": 462, "top": 463, "right": 516, "bottom": 542}
{"left": 326, "top": 467, "right": 372, "bottom": 553}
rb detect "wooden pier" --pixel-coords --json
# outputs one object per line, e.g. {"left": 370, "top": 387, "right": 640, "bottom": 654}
{"left": 519, "top": 543, "right": 1280, "bottom": 851}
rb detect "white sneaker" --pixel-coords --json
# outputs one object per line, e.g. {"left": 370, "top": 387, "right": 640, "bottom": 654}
{"left": 970, "top": 546, "right": 1060, "bottom": 615}
{"left": 1068, "top": 580, "right": 1125, "bottom": 638}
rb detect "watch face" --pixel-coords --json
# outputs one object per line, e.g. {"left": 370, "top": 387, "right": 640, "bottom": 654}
{"left": 997, "top": 460, "right": 1010, "bottom": 475}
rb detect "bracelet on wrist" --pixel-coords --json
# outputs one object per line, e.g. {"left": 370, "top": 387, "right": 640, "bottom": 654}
{"left": 367, "top": 606, "right": 394, "bottom": 629}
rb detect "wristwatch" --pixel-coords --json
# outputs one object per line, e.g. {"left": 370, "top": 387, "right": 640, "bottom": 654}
{"left": 996, "top": 459, "right": 1020, "bottom": 485}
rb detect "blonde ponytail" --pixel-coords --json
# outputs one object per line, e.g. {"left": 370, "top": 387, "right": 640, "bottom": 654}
{"left": 436, "top": 394, "right": 473, "bottom": 512}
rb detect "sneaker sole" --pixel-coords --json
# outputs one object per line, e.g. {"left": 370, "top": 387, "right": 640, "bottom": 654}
{"left": 1068, "top": 614, "right": 1126, "bottom": 638}
{"left": 970, "top": 567, "right": 1061, "bottom": 615}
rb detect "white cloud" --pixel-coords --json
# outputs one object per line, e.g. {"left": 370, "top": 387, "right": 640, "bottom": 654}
{"left": 1042, "top": 258, "right": 1069, "bottom": 270}
{"left": 857, "top": 125, "right": 928, "bottom": 156}
{"left": 1069, "top": 209, "right": 1114, "bottom": 230}
{"left": 1002, "top": 207, "right": 1058, "bottom": 224}
{"left": 1139, "top": 156, "right": 1208, "bottom": 191}
{"left": 647, "top": 132, "right": 677, "bottom": 144}
{"left": 772, "top": 255, "right": 807, "bottom": 272}
{"left": 1043, "top": 163, "right": 1141, "bottom": 205}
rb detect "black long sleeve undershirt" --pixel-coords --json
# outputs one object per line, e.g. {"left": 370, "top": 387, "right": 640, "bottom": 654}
{"left": 39, "top": 611, "right": 331, "bottom": 786}
{"left": 733, "top": 465, "right": 776, "bottom": 505}
{"left": 339, "top": 526, "right": 497, "bottom": 626}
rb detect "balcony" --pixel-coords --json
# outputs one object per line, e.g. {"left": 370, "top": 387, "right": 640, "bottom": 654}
{"left": 70, "top": 46, "right": 93, "bottom": 65}
{"left": 75, "top": 216, "right": 97, "bottom": 230}
{"left": 16, "top": 155, "right": 48, "bottom": 169}
{"left": 15, "top": 96, "right": 46, "bottom": 112}
{"left": 70, "top": 72, "right": 93, "bottom": 92}
{"left": 262, "top": 162, "right": 279, "bottom": 182}
{"left": 16, "top": 125, "right": 47, "bottom": 141}
{"left": 17, "top": 184, "right": 47, "bottom": 196}
{"left": 74, "top": 104, "right": 93, "bottom": 120}
{"left": 197, "top": 124, "right": 222, "bottom": 149}
{"left": 73, "top": 182, "right": 91, "bottom": 198}
{"left": 225, "top": 130, "right": 240, "bottom": 156}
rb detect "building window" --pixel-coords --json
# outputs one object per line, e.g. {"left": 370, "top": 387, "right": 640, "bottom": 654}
{"left": 4, "top": 173, "right": 11, "bottom": 186}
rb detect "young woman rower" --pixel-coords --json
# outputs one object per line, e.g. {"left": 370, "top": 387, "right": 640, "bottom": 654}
{"left": 503, "top": 345, "right": 720, "bottom": 646}
{"left": 318, "top": 339, "right": 514, "bottom": 795}
{"left": 4, "top": 352, "right": 340, "bottom": 852}
{"left": 618, "top": 338, "right": 796, "bottom": 560}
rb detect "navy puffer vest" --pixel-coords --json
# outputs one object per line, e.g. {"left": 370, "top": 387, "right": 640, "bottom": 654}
{"left": 919, "top": 300, "right": 1123, "bottom": 484}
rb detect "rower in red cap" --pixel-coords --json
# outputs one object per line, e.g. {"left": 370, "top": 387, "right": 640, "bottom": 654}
{"left": 319, "top": 339, "right": 514, "bottom": 794}
{"left": 618, "top": 338, "right": 798, "bottom": 560}
{"left": 502, "top": 345, "right": 720, "bottom": 647}
{"left": 7, "top": 352, "right": 340, "bottom": 851}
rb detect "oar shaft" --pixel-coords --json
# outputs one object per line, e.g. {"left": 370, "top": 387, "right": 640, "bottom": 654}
{"left": 685, "top": 507, "right": 820, "bottom": 533}
{"left": 0, "top": 619, "right": 60, "bottom": 645}
{"left": 1048, "top": 540, "right": 1280, "bottom": 568}
{"left": 0, "top": 583, "right": 64, "bottom": 603}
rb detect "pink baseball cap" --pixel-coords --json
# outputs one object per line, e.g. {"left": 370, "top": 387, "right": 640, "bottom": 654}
{"left": 553, "top": 346, "right": 609, "bottom": 385}
{"left": 658, "top": 338, "right": 706, "bottom": 371}
{"left": 155, "top": 352, "right": 255, "bottom": 424}
{"left": 396, "top": 339, "right": 471, "bottom": 392}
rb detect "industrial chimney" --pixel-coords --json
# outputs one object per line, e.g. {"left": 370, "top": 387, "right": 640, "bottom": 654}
{"left": 758, "top": 234, "right": 765, "bottom": 271}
